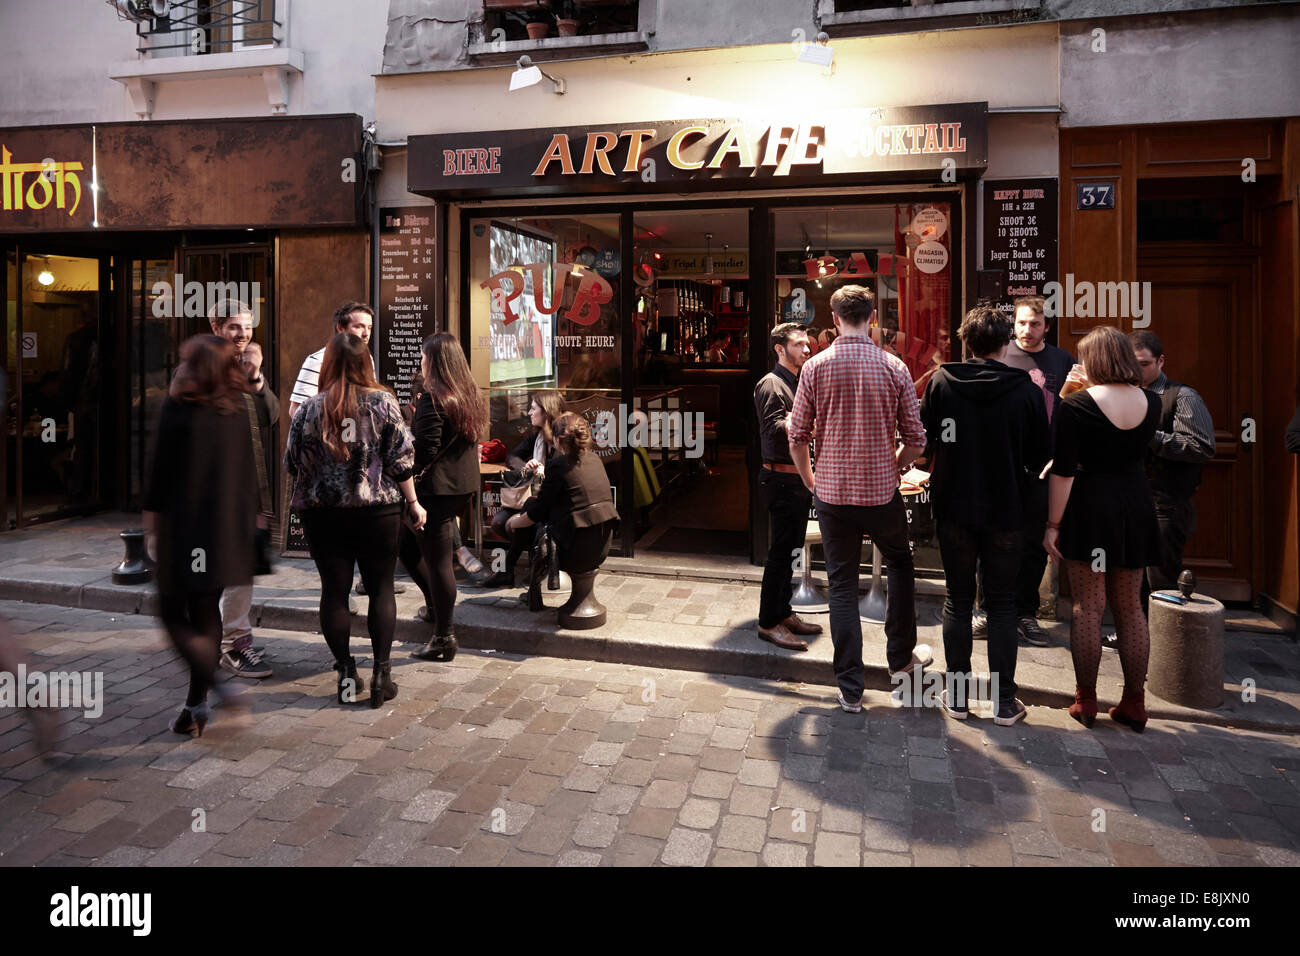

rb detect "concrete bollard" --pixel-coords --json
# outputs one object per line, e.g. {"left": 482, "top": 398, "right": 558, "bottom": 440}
{"left": 1148, "top": 590, "right": 1224, "bottom": 709}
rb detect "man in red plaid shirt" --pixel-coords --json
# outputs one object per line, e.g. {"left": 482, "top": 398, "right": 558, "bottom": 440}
{"left": 789, "top": 285, "right": 933, "bottom": 713}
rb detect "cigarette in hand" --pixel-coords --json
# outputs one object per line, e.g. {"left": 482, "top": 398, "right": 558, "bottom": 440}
{"left": 1038, "top": 459, "right": 1053, "bottom": 480}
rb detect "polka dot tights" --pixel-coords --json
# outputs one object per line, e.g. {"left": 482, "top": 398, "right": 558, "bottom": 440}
{"left": 1063, "top": 560, "right": 1149, "bottom": 695}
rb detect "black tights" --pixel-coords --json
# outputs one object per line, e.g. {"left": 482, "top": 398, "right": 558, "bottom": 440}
{"left": 417, "top": 494, "right": 471, "bottom": 637}
{"left": 159, "top": 590, "right": 223, "bottom": 707}
{"left": 399, "top": 522, "right": 433, "bottom": 608}
{"left": 491, "top": 507, "right": 534, "bottom": 573}
{"left": 302, "top": 506, "right": 400, "bottom": 666}
{"left": 1064, "top": 560, "right": 1150, "bottom": 694}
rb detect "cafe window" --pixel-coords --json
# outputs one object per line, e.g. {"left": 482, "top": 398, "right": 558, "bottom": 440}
{"left": 468, "top": 211, "right": 625, "bottom": 551}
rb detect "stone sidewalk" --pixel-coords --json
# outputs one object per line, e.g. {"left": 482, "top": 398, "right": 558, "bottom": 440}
{"left": 0, "top": 600, "right": 1298, "bottom": 867}
{"left": 1, "top": 513, "right": 1298, "bottom": 732}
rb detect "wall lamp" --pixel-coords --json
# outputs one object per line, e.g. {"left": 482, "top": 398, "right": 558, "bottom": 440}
{"left": 509, "top": 55, "right": 566, "bottom": 94}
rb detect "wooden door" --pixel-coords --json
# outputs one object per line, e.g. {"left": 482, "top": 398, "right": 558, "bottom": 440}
{"left": 1134, "top": 256, "right": 1257, "bottom": 601}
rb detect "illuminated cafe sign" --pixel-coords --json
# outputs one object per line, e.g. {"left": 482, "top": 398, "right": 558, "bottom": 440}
{"left": 408, "top": 103, "right": 987, "bottom": 196}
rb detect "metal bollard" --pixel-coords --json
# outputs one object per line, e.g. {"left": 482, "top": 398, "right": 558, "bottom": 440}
{"left": 112, "top": 528, "right": 153, "bottom": 585}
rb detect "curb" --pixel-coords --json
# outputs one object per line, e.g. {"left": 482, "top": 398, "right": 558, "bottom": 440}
{"left": 0, "top": 574, "right": 1295, "bottom": 735}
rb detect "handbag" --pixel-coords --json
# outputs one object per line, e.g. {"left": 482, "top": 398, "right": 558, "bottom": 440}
{"left": 480, "top": 438, "right": 507, "bottom": 463}
{"left": 242, "top": 393, "right": 275, "bottom": 577}
{"left": 500, "top": 467, "right": 541, "bottom": 510}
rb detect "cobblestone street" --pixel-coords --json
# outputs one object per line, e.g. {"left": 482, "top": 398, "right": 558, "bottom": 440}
{"left": 1, "top": 600, "right": 1298, "bottom": 867}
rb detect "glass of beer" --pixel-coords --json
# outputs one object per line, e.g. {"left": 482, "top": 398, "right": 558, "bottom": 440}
{"left": 1060, "top": 364, "right": 1088, "bottom": 399}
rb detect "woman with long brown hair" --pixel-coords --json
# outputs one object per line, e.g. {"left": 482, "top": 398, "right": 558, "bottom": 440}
{"left": 144, "top": 334, "right": 259, "bottom": 736}
{"left": 483, "top": 388, "right": 566, "bottom": 588}
{"left": 1044, "top": 325, "right": 1162, "bottom": 732}
{"left": 410, "top": 332, "right": 488, "bottom": 660}
{"left": 284, "top": 332, "right": 425, "bottom": 707}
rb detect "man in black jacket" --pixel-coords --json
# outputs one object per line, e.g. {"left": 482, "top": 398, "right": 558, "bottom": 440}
{"left": 208, "top": 299, "right": 278, "bottom": 679}
{"left": 921, "top": 306, "right": 1049, "bottom": 726}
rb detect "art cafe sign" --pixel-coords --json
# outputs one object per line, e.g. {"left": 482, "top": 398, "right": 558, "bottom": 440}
{"left": 410, "top": 103, "right": 987, "bottom": 196}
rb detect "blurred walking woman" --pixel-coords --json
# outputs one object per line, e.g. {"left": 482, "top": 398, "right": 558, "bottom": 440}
{"left": 284, "top": 333, "right": 426, "bottom": 707}
{"left": 410, "top": 332, "right": 487, "bottom": 661}
{"left": 1044, "top": 326, "right": 1162, "bottom": 732}
{"left": 483, "top": 389, "right": 566, "bottom": 588}
{"left": 144, "top": 335, "right": 258, "bottom": 736}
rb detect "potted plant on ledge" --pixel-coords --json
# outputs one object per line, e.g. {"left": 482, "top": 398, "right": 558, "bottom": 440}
{"left": 526, "top": 8, "right": 553, "bottom": 40}
{"left": 556, "top": 1, "right": 580, "bottom": 36}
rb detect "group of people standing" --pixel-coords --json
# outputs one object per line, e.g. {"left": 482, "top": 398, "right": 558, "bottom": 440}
{"left": 754, "top": 287, "right": 1214, "bottom": 730}
{"left": 145, "top": 299, "right": 615, "bottom": 736}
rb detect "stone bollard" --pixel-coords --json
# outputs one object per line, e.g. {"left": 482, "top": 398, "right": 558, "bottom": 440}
{"left": 112, "top": 528, "right": 153, "bottom": 585}
{"left": 1148, "top": 588, "right": 1224, "bottom": 709}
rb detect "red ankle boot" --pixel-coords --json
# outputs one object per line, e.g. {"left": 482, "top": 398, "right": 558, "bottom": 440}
{"left": 1068, "top": 687, "right": 1097, "bottom": 728}
{"left": 1109, "top": 688, "right": 1148, "bottom": 733}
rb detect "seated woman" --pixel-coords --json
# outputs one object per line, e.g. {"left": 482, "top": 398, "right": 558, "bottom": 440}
{"left": 484, "top": 389, "right": 566, "bottom": 588}
{"left": 505, "top": 412, "right": 618, "bottom": 624}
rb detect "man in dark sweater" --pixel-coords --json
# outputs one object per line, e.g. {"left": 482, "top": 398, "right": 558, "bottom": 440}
{"left": 992, "top": 294, "right": 1074, "bottom": 645}
{"left": 921, "top": 306, "right": 1049, "bottom": 725}
{"left": 753, "top": 322, "right": 822, "bottom": 650}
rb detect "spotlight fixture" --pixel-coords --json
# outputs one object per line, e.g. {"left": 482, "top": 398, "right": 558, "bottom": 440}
{"left": 509, "top": 55, "right": 566, "bottom": 94}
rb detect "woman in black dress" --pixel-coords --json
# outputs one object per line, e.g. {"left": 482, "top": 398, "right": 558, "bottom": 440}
{"left": 483, "top": 389, "right": 566, "bottom": 588}
{"left": 505, "top": 413, "right": 618, "bottom": 621}
{"left": 410, "top": 333, "right": 488, "bottom": 661}
{"left": 144, "top": 335, "right": 259, "bottom": 736}
{"left": 1044, "top": 326, "right": 1162, "bottom": 732}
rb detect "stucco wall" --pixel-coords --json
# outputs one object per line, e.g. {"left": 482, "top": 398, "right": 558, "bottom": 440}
{"left": 1060, "top": 7, "right": 1300, "bottom": 126}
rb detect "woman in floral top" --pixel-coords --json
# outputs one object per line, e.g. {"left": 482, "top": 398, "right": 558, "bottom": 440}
{"left": 284, "top": 332, "right": 426, "bottom": 708}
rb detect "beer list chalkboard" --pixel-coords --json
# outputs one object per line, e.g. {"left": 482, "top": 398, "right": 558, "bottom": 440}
{"left": 982, "top": 179, "right": 1058, "bottom": 317}
{"left": 379, "top": 206, "right": 438, "bottom": 405}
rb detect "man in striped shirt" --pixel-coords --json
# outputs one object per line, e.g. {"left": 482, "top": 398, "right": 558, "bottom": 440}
{"left": 288, "top": 301, "right": 375, "bottom": 417}
{"left": 789, "top": 285, "right": 932, "bottom": 713}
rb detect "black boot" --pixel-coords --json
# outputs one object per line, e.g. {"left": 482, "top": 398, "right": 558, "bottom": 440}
{"left": 483, "top": 569, "right": 514, "bottom": 588}
{"left": 412, "top": 633, "right": 458, "bottom": 662}
{"left": 370, "top": 660, "right": 397, "bottom": 709}
{"left": 334, "top": 656, "right": 364, "bottom": 704}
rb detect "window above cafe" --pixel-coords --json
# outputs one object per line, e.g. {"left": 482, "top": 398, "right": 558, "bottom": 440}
{"left": 107, "top": 0, "right": 303, "bottom": 119}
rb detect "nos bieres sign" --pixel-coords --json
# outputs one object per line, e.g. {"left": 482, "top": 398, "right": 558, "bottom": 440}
{"left": 409, "top": 103, "right": 987, "bottom": 196}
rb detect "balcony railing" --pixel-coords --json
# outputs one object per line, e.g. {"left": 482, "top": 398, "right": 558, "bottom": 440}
{"left": 121, "top": 0, "right": 282, "bottom": 57}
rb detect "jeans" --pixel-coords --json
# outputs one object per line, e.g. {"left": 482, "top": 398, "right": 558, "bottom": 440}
{"left": 1015, "top": 479, "right": 1049, "bottom": 619}
{"left": 219, "top": 584, "right": 254, "bottom": 652}
{"left": 815, "top": 492, "right": 917, "bottom": 702}
{"left": 758, "top": 471, "right": 812, "bottom": 629}
{"left": 938, "top": 521, "right": 1020, "bottom": 706}
{"left": 1145, "top": 491, "right": 1196, "bottom": 597}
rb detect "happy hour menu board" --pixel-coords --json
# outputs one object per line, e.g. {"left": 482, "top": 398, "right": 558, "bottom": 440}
{"left": 378, "top": 206, "right": 437, "bottom": 406}
{"left": 982, "top": 178, "right": 1058, "bottom": 316}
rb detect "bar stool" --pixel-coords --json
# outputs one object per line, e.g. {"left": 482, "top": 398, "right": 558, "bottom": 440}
{"left": 790, "top": 519, "right": 828, "bottom": 612}
{"left": 859, "top": 542, "right": 886, "bottom": 622}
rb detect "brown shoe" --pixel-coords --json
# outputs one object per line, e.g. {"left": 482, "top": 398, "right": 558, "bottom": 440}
{"left": 783, "top": 613, "right": 823, "bottom": 636}
{"left": 757, "top": 623, "right": 809, "bottom": 651}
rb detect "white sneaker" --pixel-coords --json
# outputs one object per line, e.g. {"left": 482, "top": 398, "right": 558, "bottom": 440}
{"left": 836, "top": 689, "right": 862, "bottom": 713}
{"left": 941, "top": 688, "right": 969, "bottom": 720}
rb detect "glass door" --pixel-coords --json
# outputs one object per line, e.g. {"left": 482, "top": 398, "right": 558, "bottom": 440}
{"left": 4, "top": 249, "right": 105, "bottom": 528}
{"left": 771, "top": 201, "right": 957, "bottom": 576}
